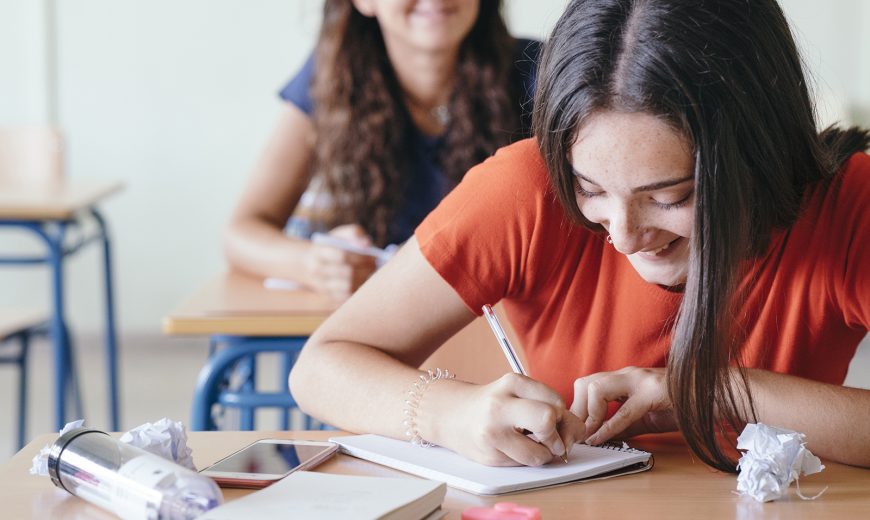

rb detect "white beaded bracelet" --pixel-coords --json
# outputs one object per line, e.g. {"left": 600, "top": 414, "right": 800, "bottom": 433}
{"left": 403, "top": 368, "right": 455, "bottom": 447}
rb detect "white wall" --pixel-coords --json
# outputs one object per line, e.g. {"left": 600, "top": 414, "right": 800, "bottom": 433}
{"left": 780, "top": 0, "right": 870, "bottom": 126}
{"left": 1, "top": 0, "right": 322, "bottom": 334}
{"left": 0, "top": 0, "right": 868, "bottom": 336}
{"left": 859, "top": 0, "right": 870, "bottom": 123}
{"left": 0, "top": 0, "right": 50, "bottom": 122}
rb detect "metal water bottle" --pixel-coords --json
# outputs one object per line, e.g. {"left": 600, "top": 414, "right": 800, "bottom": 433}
{"left": 48, "top": 428, "right": 223, "bottom": 520}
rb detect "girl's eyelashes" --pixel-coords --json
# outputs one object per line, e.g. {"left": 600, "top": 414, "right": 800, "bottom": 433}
{"left": 575, "top": 183, "right": 695, "bottom": 210}
{"left": 652, "top": 191, "right": 693, "bottom": 210}
{"left": 575, "top": 185, "right": 603, "bottom": 198}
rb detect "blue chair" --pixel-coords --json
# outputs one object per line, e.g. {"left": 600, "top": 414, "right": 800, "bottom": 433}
{"left": 0, "top": 309, "right": 48, "bottom": 449}
{"left": 0, "top": 127, "right": 120, "bottom": 431}
{"left": 191, "top": 335, "right": 318, "bottom": 431}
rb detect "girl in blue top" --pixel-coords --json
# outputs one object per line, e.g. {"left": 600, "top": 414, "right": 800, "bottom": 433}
{"left": 225, "top": 0, "right": 540, "bottom": 299}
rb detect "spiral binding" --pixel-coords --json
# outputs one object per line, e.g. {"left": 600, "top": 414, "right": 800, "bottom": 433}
{"left": 597, "top": 441, "right": 646, "bottom": 454}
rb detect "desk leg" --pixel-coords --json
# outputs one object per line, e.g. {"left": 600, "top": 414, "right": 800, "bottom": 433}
{"left": 62, "top": 321, "right": 83, "bottom": 420}
{"left": 91, "top": 209, "right": 120, "bottom": 431}
{"left": 17, "top": 331, "right": 30, "bottom": 449}
{"left": 47, "top": 223, "right": 73, "bottom": 430}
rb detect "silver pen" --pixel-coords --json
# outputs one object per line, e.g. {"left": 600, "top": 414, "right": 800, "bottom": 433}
{"left": 482, "top": 304, "right": 568, "bottom": 463}
{"left": 482, "top": 304, "right": 526, "bottom": 374}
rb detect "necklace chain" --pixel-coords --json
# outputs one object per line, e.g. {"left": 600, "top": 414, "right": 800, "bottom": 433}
{"left": 404, "top": 93, "right": 450, "bottom": 127}
{"left": 432, "top": 104, "right": 450, "bottom": 126}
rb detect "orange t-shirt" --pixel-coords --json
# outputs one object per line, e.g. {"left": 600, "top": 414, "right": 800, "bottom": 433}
{"left": 417, "top": 138, "right": 869, "bottom": 404}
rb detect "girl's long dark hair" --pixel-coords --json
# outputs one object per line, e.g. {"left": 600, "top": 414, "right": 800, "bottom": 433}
{"left": 533, "top": 0, "right": 869, "bottom": 471}
{"left": 310, "top": 0, "right": 525, "bottom": 246}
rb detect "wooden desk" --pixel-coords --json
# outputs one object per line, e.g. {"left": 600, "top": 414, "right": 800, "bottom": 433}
{"left": 162, "top": 271, "right": 338, "bottom": 337}
{"left": 163, "top": 271, "right": 526, "bottom": 430}
{"left": 0, "top": 308, "right": 47, "bottom": 339}
{"left": 0, "top": 179, "right": 123, "bottom": 220}
{"left": 163, "top": 271, "right": 339, "bottom": 430}
{"left": 0, "top": 178, "right": 123, "bottom": 432}
{"left": 2, "top": 431, "right": 865, "bottom": 519}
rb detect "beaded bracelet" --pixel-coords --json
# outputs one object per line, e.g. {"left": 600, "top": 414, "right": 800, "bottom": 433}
{"left": 403, "top": 368, "right": 455, "bottom": 447}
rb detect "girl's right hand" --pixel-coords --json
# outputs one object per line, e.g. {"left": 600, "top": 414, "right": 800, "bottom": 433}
{"left": 303, "top": 224, "right": 377, "bottom": 300}
{"left": 441, "top": 373, "right": 585, "bottom": 467}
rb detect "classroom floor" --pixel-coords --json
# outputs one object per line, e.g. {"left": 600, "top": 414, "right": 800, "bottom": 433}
{"left": 1, "top": 332, "right": 869, "bottom": 463}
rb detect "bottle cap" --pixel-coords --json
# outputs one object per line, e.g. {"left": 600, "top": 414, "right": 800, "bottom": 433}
{"left": 47, "top": 427, "right": 110, "bottom": 492}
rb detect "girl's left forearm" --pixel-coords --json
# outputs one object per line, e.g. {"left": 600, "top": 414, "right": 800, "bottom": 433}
{"left": 740, "top": 368, "right": 870, "bottom": 467}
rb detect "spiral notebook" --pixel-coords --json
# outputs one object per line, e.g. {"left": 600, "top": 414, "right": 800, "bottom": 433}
{"left": 331, "top": 434, "right": 653, "bottom": 495}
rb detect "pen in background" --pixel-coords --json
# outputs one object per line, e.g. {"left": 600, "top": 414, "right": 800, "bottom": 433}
{"left": 311, "top": 232, "right": 397, "bottom": 266}
{"left": 482, "top": 304, "right": 569, "bottom": 464}
{"left": 263, "top": 233, "right": 398, "bottom": 291}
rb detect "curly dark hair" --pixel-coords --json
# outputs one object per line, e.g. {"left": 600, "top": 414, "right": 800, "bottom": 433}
{"left": 310, "top": 0, "right": 528, "bottom": 246}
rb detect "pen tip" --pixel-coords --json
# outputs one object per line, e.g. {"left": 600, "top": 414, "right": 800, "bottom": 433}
{"left": 562, "top": 453, "right": 569, "bottom": 464}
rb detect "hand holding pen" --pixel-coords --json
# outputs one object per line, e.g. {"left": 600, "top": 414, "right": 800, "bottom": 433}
{"left": 265, "top": 226, "right": 399, "bottom": 294}
{"left": 483, "top": 304, "right": 578, "bottom": 464}
{"left": 296, "top": 224, "right": 399, "bottom": 300}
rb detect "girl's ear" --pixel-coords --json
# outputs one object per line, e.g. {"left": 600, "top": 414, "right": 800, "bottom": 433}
{"left": 351, "top": 0, "right": 376, "bottom": 18}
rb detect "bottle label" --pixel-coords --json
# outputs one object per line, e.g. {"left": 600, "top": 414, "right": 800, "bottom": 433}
{"left": 109, "top": 456, "right": 179, "bottom": 520}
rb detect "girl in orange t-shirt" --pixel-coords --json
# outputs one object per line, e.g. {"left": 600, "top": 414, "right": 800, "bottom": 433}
{"left": 290, "top": 0, "right": 870, "bottom": 471}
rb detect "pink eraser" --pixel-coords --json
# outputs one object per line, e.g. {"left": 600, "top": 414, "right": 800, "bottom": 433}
{"left": 461, "top": 502, "right": 542, "bottom": 520}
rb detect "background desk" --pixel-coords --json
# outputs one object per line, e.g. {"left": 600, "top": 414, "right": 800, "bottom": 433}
{"left": 0, "top": 178, "right": 123, "bottom": 432}
{"left": 163, "top": 271, "right": 524, "bottom": 431}
{"left": 163, "top": 271, "right": 338, "bottom": 430}
{"left": 163, "top": 273, "right": 523, "bottom": 430}
{"left": 162, "top": 271, "right": 337, "bottom": 337}
{"left": 3, "top": 430, "right": 867, "bottom": 519}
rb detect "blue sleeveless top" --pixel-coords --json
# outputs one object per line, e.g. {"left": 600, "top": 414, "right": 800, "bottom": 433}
{"left": 279, "top": 38, "right": 542, "bottom": 245}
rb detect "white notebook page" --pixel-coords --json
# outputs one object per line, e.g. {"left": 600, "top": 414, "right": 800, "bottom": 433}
{"left": 332, "top": 434, "right": 651, "bottom": 495}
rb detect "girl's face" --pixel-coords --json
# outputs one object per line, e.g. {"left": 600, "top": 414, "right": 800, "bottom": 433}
{"left": 569, "top": 111, "right": 695, "bottom": 287}
{"left": 352, "top": 0, "right": 479, "bottom": 53}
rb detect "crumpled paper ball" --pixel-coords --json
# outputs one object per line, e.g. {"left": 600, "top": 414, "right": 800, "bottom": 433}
{"left": 29, "top": 419, "right": 84, "bottom": 476}
{"left": 735, "top": 422, "right": 826, "bottom": 502}
{"left": 30, "top": 418, "right": 196, "bottom": 476}
{"left": 120, "top": 417, "right": 196, "bottom": 470}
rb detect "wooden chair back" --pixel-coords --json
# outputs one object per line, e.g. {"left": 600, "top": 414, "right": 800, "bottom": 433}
{"left": 0, "top": 126, "right": 64, "bottom": 183}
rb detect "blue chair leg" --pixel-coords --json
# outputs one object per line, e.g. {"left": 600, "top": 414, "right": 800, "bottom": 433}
{"left": 46, "top": 223, "right": 72, "bottom": 429}
{"left": 191, "top": 343, "right": 253, "bottom": 431}
{"left": 4, "top": 216, "right": 118, "bottom": 433}
{"left": 190, "top": 337, "right": 308, "bottom": 431}
{"left": 207, "top": 337, "right": 219, "bottom": 358}
{"left": 279, "top": 351, "right": 310, "bottom": 430}
{"left": 17, "top": 331, "right": 30, "bottom": 449}
{"left": 91, "top": 209, "right": 120, "bottom": 431}
{"left": 238, "top": 356, "right": 256, "bottom": 430}
{"left": 62, "top": 322, "right": 83, "bottom": 421}
{"left": 280, "top": 352, "right": 293, "bottom": 430}
{"left": 203, "top": 338, "right": 256, "bottom": 430}
{"left": 7, "top": 220, "right": 72, "bottom": 430}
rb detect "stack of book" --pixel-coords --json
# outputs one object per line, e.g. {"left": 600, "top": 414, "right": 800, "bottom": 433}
{"left": 199, "top": 470, "right": 445, "bottom": 520}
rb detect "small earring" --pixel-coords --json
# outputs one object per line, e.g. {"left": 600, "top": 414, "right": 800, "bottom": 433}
{"left": 606, "top": 235, "right": 613, "bottom": 244}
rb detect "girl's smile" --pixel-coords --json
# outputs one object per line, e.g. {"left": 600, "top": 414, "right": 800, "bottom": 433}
{"left": 570, "top": 111, "right": 695, "bottom": 287}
